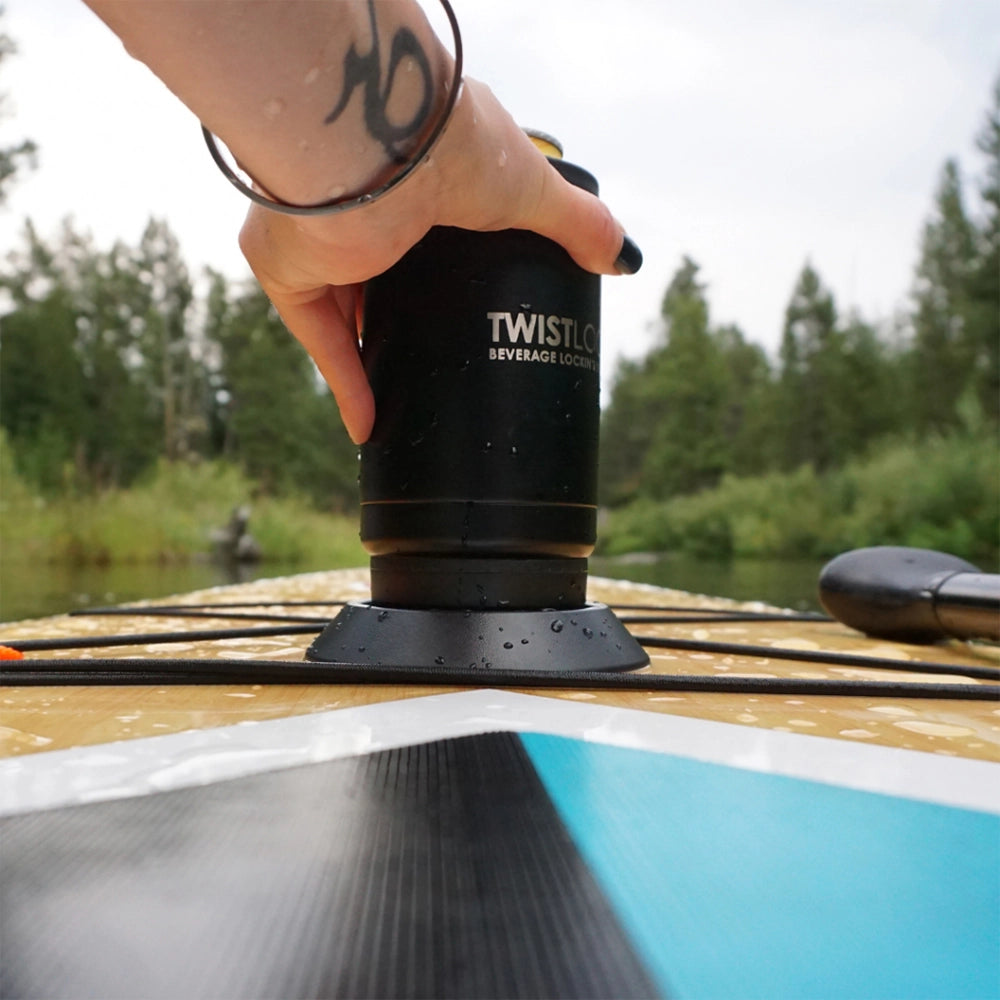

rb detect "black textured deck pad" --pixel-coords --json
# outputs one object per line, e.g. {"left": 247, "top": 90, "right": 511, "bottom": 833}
{"left": 1, "top": 732, "right": 660, "bottom": 999}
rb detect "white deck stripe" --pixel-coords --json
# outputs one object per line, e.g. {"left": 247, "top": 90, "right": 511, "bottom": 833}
{"left": 2, "top": 690, "right": 997, "bottom": 816}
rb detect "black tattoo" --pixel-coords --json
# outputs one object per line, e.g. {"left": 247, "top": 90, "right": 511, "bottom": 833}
{"left": 325, "top": 0, "right": 435, "bottom": 163}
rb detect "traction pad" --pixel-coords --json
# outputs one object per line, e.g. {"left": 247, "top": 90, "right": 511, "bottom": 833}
{"left": 0, "top": 733, "right": 659, "bottom": 999}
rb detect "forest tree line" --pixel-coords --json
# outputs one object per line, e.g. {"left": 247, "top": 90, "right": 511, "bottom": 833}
{"left": 599, "top": 78, "right": 999, "bottom": 509}
{"left": 1, "top": 14, "right": 997, "bottom": 534}
{"left": 0, "top": 219, "right": 360, "bottom": 508}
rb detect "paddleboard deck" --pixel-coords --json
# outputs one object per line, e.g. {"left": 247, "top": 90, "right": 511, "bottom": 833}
{"left": 1, "top": 570, "right": 998, "bottom": 998}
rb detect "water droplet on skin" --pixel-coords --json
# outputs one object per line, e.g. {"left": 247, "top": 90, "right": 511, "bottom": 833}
{"left": 303, "top": 66, "right": 321, "bottom": 85}
{"left": 262, "top": 97, "right": 285, "bottom": 120}
{"left": 329, "top": 184, "right": 348, "bottom": 200}
{"left": 550, "top": 620, "right": 564, "bottom": 633}
{"left": 497, "top": 149, "right": 508, "bottom": 168}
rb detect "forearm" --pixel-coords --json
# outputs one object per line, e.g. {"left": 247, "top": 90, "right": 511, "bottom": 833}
{"left": 84, "top": 0, "right": 453, "bottom": 205}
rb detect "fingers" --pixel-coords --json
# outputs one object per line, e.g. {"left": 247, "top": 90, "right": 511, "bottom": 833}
{"left": 523, "top": 160, "right": 643, "bottom": 276}
{"left": 439, "top": 80, "right": 642, "bottom": 277}
{"left": 273, "top": 287, "right": 375, "bottom": 445}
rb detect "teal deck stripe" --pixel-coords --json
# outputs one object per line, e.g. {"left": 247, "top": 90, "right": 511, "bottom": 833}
{"left": 522, "top": 732, "right": 1000, "bottom": 1000}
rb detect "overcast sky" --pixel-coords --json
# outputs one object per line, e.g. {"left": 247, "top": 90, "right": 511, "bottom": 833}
{"left": 1, "top": 0, "right": 997, "bottom": 392}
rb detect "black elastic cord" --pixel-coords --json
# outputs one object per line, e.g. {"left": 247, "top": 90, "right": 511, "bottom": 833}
{"left": 6, "top": 624, "right": 323, "bottom": 653}
{"left": 71, "top": 600, "right": 347, "bottom": 614}
{"left": 635, "top": 635, "right": 1000, "bottom": 682}
{"left": 66, "top": 608, "right": 330, "bottom": 624}
{"left": 618, "top": 613, "right": 831, "bottom": 625}
{"left": 2, "top": 657, "right": 997, "bottom": 700}
{"left": 611, "top": 603, "right": 831, "bottom": 620}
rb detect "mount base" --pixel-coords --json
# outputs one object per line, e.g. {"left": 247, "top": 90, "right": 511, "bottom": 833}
{"left": 306, "top": 601, "right": 649, "bottom": 673}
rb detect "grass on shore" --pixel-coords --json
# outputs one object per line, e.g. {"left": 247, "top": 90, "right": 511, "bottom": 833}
{"left": 1, "top": 453, "right": 367, "bottom": 569}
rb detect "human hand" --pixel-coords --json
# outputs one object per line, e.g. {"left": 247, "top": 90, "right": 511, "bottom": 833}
{"left": 238, "top": 77, "right": 641, "bottom": 444}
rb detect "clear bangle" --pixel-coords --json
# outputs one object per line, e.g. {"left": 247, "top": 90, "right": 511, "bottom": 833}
{"left": 201, "top": 0, "right": 463, "bottom": 217}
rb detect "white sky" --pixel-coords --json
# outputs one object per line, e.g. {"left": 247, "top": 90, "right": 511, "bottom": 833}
{"left": 1, "top": 0, "right": 997, "bottom": 394}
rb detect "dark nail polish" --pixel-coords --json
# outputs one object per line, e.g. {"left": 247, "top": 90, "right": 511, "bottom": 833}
{"left": 614, "top": 234, "right": 643, "bottom": 275}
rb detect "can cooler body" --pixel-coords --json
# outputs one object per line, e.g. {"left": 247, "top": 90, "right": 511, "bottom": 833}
{"left": 359, "top": 160, "right": 601, "bottom": 562}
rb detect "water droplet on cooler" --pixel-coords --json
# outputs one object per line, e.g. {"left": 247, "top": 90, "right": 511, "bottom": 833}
{"left": 550, "top": 620, "right": 564, "bottom": 633}
{"left": 510, "top": 446, "right": 518, "bottom": 456}
{"left": 521, "top": 638, "right": 529, "bottom": 645}
{"left": 582, "top": 628, "right": 594, "bottom": 639}
{"left": 434, "top": 655, "right": 445, "bottom": 665}
{"left": 377, "top": 610, "right": 389, "bottom": 622}
{"left": 503, "top": 641, "right": 513, "bottom": 650}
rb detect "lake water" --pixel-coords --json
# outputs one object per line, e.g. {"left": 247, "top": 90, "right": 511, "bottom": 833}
{"left": 0, "top": 553, "right": 825, "bottom": 623}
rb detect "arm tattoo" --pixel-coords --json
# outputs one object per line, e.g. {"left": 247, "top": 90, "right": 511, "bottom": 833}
{"left": 325, "top": 0, "right": 435, "bottom": 164}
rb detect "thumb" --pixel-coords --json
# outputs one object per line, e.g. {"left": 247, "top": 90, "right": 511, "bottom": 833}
{"left": 526, "top": 163, "right": 643, "bottom": 276}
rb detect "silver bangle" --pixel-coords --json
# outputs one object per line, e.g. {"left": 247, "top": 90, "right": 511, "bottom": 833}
{"left": 201, "top": 0, "right": 463, "bottom": 217}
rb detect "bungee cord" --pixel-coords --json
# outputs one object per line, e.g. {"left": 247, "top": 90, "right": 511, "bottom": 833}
{"left": 2, "top": 599, "right": 997, "bottom": 699}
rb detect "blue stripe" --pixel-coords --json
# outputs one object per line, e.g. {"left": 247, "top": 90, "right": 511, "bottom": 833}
{"left": 521, "top": 732, "right": 1000, "bottom": 1000}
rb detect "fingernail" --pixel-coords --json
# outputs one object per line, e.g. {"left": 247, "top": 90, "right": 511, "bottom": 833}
{"left": 614, "top": 234, "right": 643, "bottom": 275}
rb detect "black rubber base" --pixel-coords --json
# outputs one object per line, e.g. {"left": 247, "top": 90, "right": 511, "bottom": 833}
{"left": 306, "top": 602, "right": 649, "bottom": 673}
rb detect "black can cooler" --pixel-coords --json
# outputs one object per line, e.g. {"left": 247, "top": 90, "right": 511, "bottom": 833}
{"left": 359, "top": 159, "right": 601, "bottom": 608}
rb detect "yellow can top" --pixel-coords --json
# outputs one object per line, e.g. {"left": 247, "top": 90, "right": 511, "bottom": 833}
{"left": 524, "top": 129, "right": 564, "bottom": 159}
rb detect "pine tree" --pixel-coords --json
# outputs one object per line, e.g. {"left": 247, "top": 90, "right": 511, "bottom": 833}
{"left": 639, "top": 258, "right": 730, "bottom": 497}
{"left": 908, "top": 160, "right": 978, "bottom": 433}
{"left": 777, "top": 263, "right": 845, "bottom": 470}
{"left": 0, "top": 10, "right": 36, "bottom": 204}
{"left": 967, "top": 77, "right": 1000, "bottom": 425}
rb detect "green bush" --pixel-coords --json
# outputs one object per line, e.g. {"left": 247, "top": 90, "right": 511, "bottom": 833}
{"left": 0, "top": 447, "right": 367, "bottom": 568}
{"left": 598, "top": 431, "right": 999, "bottom": 567}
